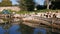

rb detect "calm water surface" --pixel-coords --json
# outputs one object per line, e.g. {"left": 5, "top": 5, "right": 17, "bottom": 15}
{"left": 0, "top": 23, "right": 59, "bottom": 34}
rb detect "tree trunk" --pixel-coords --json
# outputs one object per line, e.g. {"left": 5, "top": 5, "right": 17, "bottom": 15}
{"left": 47, "top": 0, "right": 50, "bottom": 9}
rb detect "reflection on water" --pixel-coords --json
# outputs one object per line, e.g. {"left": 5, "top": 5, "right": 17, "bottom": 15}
{"left": 0, "top": 26, "right": 6, "bottom": 34}
{"left": 20, "top": 24, "right": 34, "bottom": 34}
{"left": 8, "top": 25, "right": 21, "bottom": 34}
{"left": 34, "top": 28, "right": 46, "bottom": 34}
{"left": 0, "top": 23, "right": 59, "bottom": 34}
{"left": 0, "top": 24, "right": 21, "bottom": 34}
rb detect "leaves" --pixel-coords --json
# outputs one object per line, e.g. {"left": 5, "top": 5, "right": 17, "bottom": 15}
{"left": 17, "top": 0, "right": 35, "bottom": 11}
{"left": 0, "top": 0, "right": 12, "bottom": 6}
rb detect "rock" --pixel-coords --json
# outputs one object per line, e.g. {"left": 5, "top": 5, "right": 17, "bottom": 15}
{"left": 13, "top": 14, "right": 20, "bottom": 17}
{"left": 0, "top": 19, "right": 4, "bottom": 23}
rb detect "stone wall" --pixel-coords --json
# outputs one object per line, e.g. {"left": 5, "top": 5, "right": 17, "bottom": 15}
{"left": 0, "top": 6, "right": 20, "bottom": 12}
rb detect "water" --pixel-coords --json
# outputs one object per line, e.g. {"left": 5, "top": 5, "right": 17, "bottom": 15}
{"left": 34, "top": 28, "right": 46, "bottom": 34}
{"left": 0, "top": 24, "right": 21, "bottom": 34}
{"left": 0, "top": 23, "right": 59, "bottom": 34}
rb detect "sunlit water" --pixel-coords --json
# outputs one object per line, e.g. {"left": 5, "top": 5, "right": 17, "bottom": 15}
{"left": 0, "top": 23, "right": 59, "bottom": 34}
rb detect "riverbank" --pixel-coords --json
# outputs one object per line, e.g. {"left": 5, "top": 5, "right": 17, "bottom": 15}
{"left": 0, "top": 10, "right": 60, "bottom": 24}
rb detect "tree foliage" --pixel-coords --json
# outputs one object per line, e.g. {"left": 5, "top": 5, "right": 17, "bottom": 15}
{"left": 17, "top": 0, "right": 35, "bottom": 11}
{"left": 0, "top": 0, "right": 12, "bottom": 6}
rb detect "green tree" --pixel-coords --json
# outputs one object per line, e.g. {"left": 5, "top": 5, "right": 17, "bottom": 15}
{"left": 0, "top": 0, "right": 12, "bottom": 6}
{"left": 17, "top": 0, "right": 35, "bottom": 11}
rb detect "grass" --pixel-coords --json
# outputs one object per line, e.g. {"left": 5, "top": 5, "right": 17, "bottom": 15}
{"left": 0, "top": 9, "right": 60, "bottom": 14}
{"left": 15, "top": 9, "right": 60, "bottom": 14}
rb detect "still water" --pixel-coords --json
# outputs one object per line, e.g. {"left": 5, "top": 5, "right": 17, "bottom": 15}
{"left": 0, "top": 23, "right": 59, "bottom": 34}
